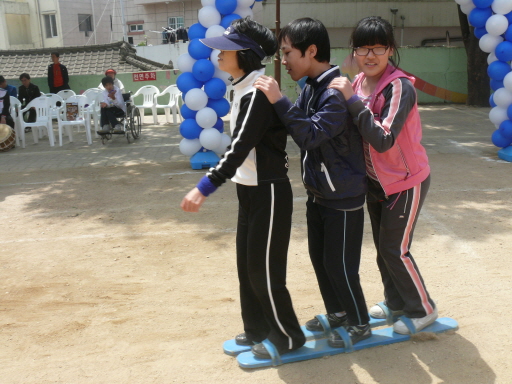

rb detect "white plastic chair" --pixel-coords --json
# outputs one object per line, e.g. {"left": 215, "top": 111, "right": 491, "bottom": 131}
{"left": 57, "top": 95, "right": 92, "bottom": 146}
{"left": 82, "top": 89, "right": 103, "bottom": 137}
{"left": 9, "top": 96, "right": 23, "bottom": 148}
{"left": 132, "top": 85, "right": 159, "bottom": 124}
{"left": 155, "top": 85, "right": 182, "bottom": 124}
{"left": 18, "top": 96, "right": 54, "bottom": 146}
{"left": 45, "top": 93, "right": 65, "bottom": 122}
{"left": 57, "top": 89, "right": 76, "bottom": 101}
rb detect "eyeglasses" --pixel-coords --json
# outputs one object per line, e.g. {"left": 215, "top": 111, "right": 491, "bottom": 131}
{"left": 354, "top": 47, "right": 389, "bottom": 56}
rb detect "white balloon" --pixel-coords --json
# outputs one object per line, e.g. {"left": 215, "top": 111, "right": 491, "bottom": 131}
{"left": 485, "top": 15, "right": 509, "bottom": 36}
{"left": 454, "top": 0, "right": 472, "bottom": 5}
{"left": 198, "top": 6, "right": 222, "bottom": 28}
{"left": 233, "top": 6, "right": 253, "bottom": 19}
{"left": 492, "top": 0, "right": 512, "bottom": 15}
{"left": 493, "top": 88, "right": 512, "bottom": 108}
{"left": 479, "top": 34, "right": 504, "bottom": 53}
{"left": 214, "top": 67, "right": 232, "bottom": 85}
{"left": 196, "top": 107, "right": 218, "bottom": 129}
{"left": 210, "top": 49, "right": 221, "bottom": 68}
{"left": 199, "top": 128, "right": 222, "bottom": 150}
{"left": 206, "top": 25, "right": 226, "bottom": 38}
{"left": 213, "top": 133, "right": 232, "bottom": 155}
{"left": 177, "top": 53, "right": 197, "bottom": 73}
{"left": 503, "top": 72, "right": 512, "bottom": 92}
{"left": 201, "top": 0, "right": 215, "bottom": 6}
{"left": 185, "top": 88, "right": 209, "bottom": 111}
{"left": 489, "top": 106, "right": 508, "bottom": 125}
{"left": 460, "top": 2, "right": 475, "bottom": 15}
{"left": 238, "top": 0, "right": 255, "bottom": 7}
{"left": 488, "top": 51, "right": 498, "bottom": 65}
{"left": 179, "top": 138, "right": 202, "bottom": 156}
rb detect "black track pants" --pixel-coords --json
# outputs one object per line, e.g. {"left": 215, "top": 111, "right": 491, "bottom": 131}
{"left": 367, "top": 175, "right": 435, "bottom": 318}
{"left": 236, "top": 182, "right": 305, "bottom": 352}
{"left": 306, "top": 198, "right": 369, "bottom": 326}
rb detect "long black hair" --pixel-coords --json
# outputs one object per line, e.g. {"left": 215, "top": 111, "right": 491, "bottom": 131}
{"left": 350, "top": 16, "right": 400, "bottom": 68}
{"left": 232, "top": 17, "right": 278, "bottom": 74}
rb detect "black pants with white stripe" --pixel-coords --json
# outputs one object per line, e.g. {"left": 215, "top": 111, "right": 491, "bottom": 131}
{"left": 236, "top": 182, "right": 305, "bottom": 352}
{"left": 306, "top": 198, "right": 369, "bottom": 326}
{"left": 367, "top": 175, "right": 435, "bottom": 318}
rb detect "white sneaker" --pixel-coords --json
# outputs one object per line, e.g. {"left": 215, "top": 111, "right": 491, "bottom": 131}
{"left": 97, "top": 124, "right": 110, "bottom": 134}
{"left": 393, "top": 306, "right": 438, "bottom": 334}
{"left": 369, "top": 303, "right": 404, "bottom": 319}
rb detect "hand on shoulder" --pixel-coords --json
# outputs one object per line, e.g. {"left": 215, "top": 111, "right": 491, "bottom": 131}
{"left": 254, "top": 75, "right": 282, "bottom": 104}
{"left": 328, "top": 76, "right": 354, "bottom": 100}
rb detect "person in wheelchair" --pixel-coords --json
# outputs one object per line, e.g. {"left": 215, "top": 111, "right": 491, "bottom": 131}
{"left": 97, "top": 76, "right": 126, "bottom": 135}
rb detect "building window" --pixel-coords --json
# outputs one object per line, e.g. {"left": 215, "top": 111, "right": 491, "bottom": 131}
{"left": 129, "top": 24, "right": 144, "bottom": 32}
{"left": 44, "top": 14, "right": 58, "bottom": 38}
{"left": 78, "top": 14, "right": 94, "bottom": 32}
{"left": 168, "top": 17, "right": 184, "bottom": 30}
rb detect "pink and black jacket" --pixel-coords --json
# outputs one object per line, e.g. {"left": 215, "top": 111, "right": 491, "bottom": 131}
{"left": 348, "top": 65, "right": 430, "bottom": 196}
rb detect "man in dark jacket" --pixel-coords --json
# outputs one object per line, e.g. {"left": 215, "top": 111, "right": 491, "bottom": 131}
{"left": 47, "top": 52, "right": 70, "bottom": 93}
{"left": 18, "top": 73, "right": 41, "bottom": 123}
{"left": 255, "top": 18, "right": 371, "bottom": 349}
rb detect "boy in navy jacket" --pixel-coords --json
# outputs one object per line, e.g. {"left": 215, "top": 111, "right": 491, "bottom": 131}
{"left": 255, "top": 17, "right": 370, "bottom": 348}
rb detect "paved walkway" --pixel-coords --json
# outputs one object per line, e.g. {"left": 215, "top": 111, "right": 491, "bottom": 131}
{"left": 0, "top": 104, "right": 507, "bottom": 175}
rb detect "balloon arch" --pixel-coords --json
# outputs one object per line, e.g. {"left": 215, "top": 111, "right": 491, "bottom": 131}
{"left": 176, "top": 0, "right": 263, "bottom": 169}
{"left": 457, "top": 0, "right": 512, "bottom": 161}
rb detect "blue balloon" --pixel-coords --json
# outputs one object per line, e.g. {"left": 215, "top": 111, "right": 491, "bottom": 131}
{"left": 490, "top": 78, "right": 504, "bottom": 91}
{"left": 221, "top": 14, "right": 242, "bottom": 29}
{"left": 488, "top": 61, "right": 511, "bottom": 81}
{"left": 188, "top": 39, "right": 213, "bottom": 60}
{"left": 495, "top": 41, "right": 512, "bottom": 62}
{"left": 181, "top": 104, "right": 198, "bottom": 119}
{"left": 216, "top": 0, "right": 237, "bottom": 15}
{"left": 505, "top": 25, "right": 512, "bottom": 42}
{"left": 474, "top": 26, "right": 487, "bottom": 39}
{"left": 490, "top": 93, "right": 496, "bottom": 108}
{"left": 468, "top": 7, "right": 493, "bottom": 28}
{"left": 204, "top": 77, "right": 227, "bottom": 99}
{"left": 188, "top": 23, "right": 207, "bottom": 40}
{"left": 214, "top": 117, "right": 224, "bottom": 132}
{"left": 192, "top": 59, "right": 215, "bottom": 82}
{"left": 473, "top": 0, "right": 493, "bottom": 8}
{"left": 176, "top": 72, "right": 203, "bottom": 94}
{"left": 179, "top": 119, "right": 203, "bottom": 140}
{"left": 499, "top": 119, "right": 512, "bottom": 140}
{"left": 506, "top": 12, "right": 512, "bottom": 26}
{"left": 507, "top": 104, "right": 512, "bottom": 120}
{"left": 492, "top": 129, "right": 512, "bottom": 148}
{"left": 207, "top": 98, "right": 231, "bottom": 117}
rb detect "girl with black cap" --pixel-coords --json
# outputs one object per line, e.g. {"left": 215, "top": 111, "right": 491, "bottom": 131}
{"left": 181, "top": 17, "right": 305, "bottom": 358}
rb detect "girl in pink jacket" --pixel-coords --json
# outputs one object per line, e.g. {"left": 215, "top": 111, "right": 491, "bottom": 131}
{"left": 329, "top": 16, "right": 437, "bottom": 334}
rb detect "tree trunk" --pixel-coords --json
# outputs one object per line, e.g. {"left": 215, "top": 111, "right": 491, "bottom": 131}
{"left": 458, "top": 5, "right": 490, "bottom": 107}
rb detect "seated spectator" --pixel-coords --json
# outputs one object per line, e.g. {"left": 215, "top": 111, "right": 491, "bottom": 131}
{"left": 97, "top": 76, "right": 126, "bottom": 135}
{"left": 0, "top": 75, "right": 17, "bottom": 98}
{"left": 18, "top": 73, "right": 42, "bottom": 125}
{"left": 0, "top": 78, "right": 15, "bottom": 129}
{"left": 98, "top": 69, "right": 125, "bottom": 93}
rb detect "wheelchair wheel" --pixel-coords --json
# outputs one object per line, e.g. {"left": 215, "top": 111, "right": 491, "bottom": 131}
{"left": 130, "top": 107, "right": 142, "bottom": 139}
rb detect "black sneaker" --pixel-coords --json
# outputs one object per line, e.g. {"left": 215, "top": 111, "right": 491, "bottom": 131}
{"left": 235, "top": 333, "right": 255, "bottom": 346}
{"left": 328, "top": 324, "right": 372, "bottom": 348}
{"left": 251, "top": 343, "right": 300, "bottom": 359}
{"left": 305, "top": 313, "right": 348, "bottom": 332}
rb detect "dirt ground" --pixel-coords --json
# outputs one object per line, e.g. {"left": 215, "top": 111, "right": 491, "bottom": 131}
{"left": 1, "top": 105, "right": 511, "bottom": 384}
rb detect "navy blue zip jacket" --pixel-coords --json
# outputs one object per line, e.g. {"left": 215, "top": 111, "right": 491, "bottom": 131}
{"left": 273, "top": 66, "right": 367, "bottom": 210}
